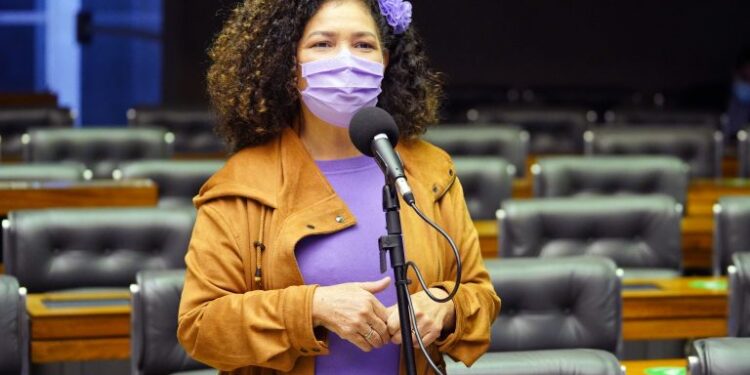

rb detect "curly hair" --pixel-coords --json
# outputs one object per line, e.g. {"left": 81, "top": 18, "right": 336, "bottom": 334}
{"left": 208, "top": 0, "right": 443, "bottom": 152}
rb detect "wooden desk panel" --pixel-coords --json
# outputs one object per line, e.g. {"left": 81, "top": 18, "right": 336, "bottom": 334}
{"left": 621, "top": 359, "right": 686, "bottom": 374}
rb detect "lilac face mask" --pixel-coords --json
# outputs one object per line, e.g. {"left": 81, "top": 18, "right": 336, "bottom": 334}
{"left": 300, "top": 51, "right": 385, "bottom": 128}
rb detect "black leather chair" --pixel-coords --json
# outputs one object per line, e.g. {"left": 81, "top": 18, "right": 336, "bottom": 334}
{"left": 446, "top": 256, "right": 623, "bottom": 375}
{"left": 584, "top": 126, "right": 723, "bottom": 178}
{"left": 128, "top": 107, "right": 224, "bottom": 154}
{"left": 604, "top": 109, "right": 721, "bottom": 127}
{"left": 0, "top": 162, "right": 88, "bottom": 182}
{"left": 452, "top": 157, "right": 514, "bottom": 220}
{"left": 2, "top": 207, "right": 195, "bottom": 293}
{"left": 729, "top": 253, "right": 750, "bottom": 337}
{"left": 114, "top": 160, "right": 224, "bottom": 208}
{"left": 714, "top": 197, "right": 750, "bottom": 276}
{"left": 424, "top": 126, "right": 529, "bottom": 177}
{"left": 688, "top": 337, "right": 750, "bottom": 375}
{"left": 0, "top": 107, "right": 73, "bottom": 160}
{"left": 468, "top": 107, "right": 593, "bottom": 154}
{"left": 22, "top": 127, "right": 174, "bottom": 179}
{"left": 499, "top": 196, "right": 682, "bottom": 278}
{"left": 533, "top": 156, "right": 689, "bottom": 207}
{"left": 0, "top": 275, "right": 29, "bottom": 375}
{"left": 131, "top": 270, "right": 213, "bottom": 375}
{"left": 738, "top": 129, "right": 750, "bottom": 178}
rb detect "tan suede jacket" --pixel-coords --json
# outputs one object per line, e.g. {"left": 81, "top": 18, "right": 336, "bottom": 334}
{"left": 177, "top": 128, "right": 501, "bottom": 374}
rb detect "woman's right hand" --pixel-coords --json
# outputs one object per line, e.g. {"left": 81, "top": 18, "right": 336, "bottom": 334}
{"left": 312, "top": 277, "right": 392, "bottom": 352}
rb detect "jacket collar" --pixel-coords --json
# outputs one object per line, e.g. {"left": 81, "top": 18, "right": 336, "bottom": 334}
{"left": 194, "top": 127, "right": 455, "bottom": 209}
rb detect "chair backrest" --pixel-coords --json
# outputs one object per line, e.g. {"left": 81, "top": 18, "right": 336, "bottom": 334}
{"left": 424, "top": 126, "right": 529, "bottom": 177}
{"left": 472, "top": 107, "right": 592, "bottom": 154}
{"left": 688, "top": 337, "right": 750, "bottom": 375}
{"left": 584, "top": 126, "right": 723, "bottom": 178}
{"left": 115, "top": 160, "right": 224, "bottom": 208}
{"left": 452, "top": 157, "right": 514, "bottom": 220}
{"left": 729, "top": 253, "right": 750, "bottom": 337}
{"left": 533, "top": 156, "right": 689, "bottom": 207}
{"left": 485, "top": 256, "right": 621, "bottom": 354}
{"left": 738, "top": 129, "right": 750, "bottom": 178}
{"left": 0, "top": 108, "right": 73, "bottom": 159}
{"left": 604, "top": 109, "right": 721, "bottom": 127}
{"left": 499, "top": 196, "right": 682, "bottom": 271}
{"left": 22, "top": 127, "right": 173, "bottom": 179}
{"left": 131, "top": 270, "right": 209, "bottom": 375}
{"left": 3, "top": 207, "right": 195, "bottom": 293}
{"left": 715, "top": 197, "right": 750, "bottom": 276}
{"left": 128, "top": 108, "right": 224, "bottom": 154}
{"left": 0, "top": 162, "right": 87, "bottom": 182}
{"left": 0, "top": 275, "right": 29, "bottom": 375}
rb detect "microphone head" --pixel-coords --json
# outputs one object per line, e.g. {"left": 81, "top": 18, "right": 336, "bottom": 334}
{"left": 349, "top": 107, "right": 400, "bottom": 157}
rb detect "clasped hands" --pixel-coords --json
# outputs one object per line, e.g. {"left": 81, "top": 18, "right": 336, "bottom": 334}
{"left": 312, "top": 276, "right": 456, "bottom": 352}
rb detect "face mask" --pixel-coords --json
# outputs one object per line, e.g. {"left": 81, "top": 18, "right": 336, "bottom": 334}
{"left": 735, "top": 80, "right": 750, "bottom": 104}
{"left": 299, "top": 50, "right": 385, "bottom": 128}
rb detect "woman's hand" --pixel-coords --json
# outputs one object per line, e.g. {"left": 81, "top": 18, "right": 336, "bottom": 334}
{"left": 386, "top": 288, "right": 456, "bottom": 348}
{"left": 312, "top": 277, "right": 392, "bottom": 352}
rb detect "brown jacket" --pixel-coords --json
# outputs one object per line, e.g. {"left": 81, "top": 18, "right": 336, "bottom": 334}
{"left": 177, "top": 128, "right": 501, "bottom": 374}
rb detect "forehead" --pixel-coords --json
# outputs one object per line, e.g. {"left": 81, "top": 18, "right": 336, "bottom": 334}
{"left": 304, "top": 0, "right": 378, "bottom": 35}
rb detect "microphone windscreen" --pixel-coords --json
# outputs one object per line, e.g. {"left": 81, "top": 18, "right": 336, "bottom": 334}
{"left": 349, "top": 107, "right": 400, "bottom": 157}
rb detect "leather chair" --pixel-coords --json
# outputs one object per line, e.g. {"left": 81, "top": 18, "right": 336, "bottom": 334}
{"left": 0, "top": 275, "right": 29, "bottom": 375}
{"left": 468, "top": 107, "right": 592, "bottom": 154}
{"left": 688, "top": 337, "right": 750, "bottom": 375}
{"left": 22, "top": 127, "right": 174, "bottom": 179}
{"left": 738, "top": 129, "right": 750, "bottom": 178}
{"left": 424, "top": 126, "right": 529, "bottom": 177}
{"left": 0, "top": 162, "right": 88, "bottom": 182}
{"left": 114, "top": 160, "right": 224, "bottom": 208}
{"left": 131, "top": 270, "right": 213, "bottom": 375}
{"left": 729, "top": 253, "right": 750, "bottom": 337}
{"left": 604, "top": 109, "right": 721, "bottom": 127}
{"left": 584, "top": 126, "right": 723, "bottom": 178}
{"left": 452, "top": 157, "right": 514, "bottom": 220}
{"left": 533, "top": 156, "right": 689, "bottom": 207}
{"left": 128, "top": 107, "right": 225, "bottom": 154}
{"left": 2, "top": 207, "right": 195, "bottom": 293}
{"left": 499, "top": 196, "right": 682, "bottom": 278}
{"left": 714, "top": 197, "right": 750, "bottom": 276}
{"left": 446, "top": 256, "right": 624, "bottom": 375}
{"left": 0, "top": 107, "right": 73, "bottom": 160}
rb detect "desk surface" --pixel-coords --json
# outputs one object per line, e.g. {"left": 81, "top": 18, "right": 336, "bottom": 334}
{"left": 621, "top": 359, "right": 686, "bottom": 374}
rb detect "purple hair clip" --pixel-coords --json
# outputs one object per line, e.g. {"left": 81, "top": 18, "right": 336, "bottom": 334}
{"left": 378, "top": 0, "right": 412, "bottom": 35}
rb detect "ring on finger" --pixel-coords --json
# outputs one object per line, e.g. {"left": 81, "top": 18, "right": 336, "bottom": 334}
{"left": 363, "top": 327, "right": 376, "bottom": 341}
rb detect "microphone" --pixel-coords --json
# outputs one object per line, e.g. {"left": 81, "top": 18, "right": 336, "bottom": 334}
{"left": 349, "top": 107, "right": 415, "bottom": 205}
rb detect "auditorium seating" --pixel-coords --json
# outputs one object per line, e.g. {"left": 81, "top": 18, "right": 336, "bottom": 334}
{"left": 499, "top": 196, "right": 682, "bottom": 278}
{"left": 0, "top": 162, "right": 88, "bottom": 182}
{"left": 114, "top": 160, "right": 224, "bottom": 208}
{"left": 688, "top": 338, "right": 750, "bottom": 375}
{"left": 714, "top": 197, "right": 750, "bottom": 276}
{"left": 0, "top": 107, "right": 73, "bottom": 160}
{"left": 729, "top": 253, "right": 750, "bottom": 337}
{"left": 0, "top": 275, "right": 29, "bottom": 375}
{"left": 2, "top": 207, "right": 195, "bottom": 293}
{"left": 453, "top": 157, "right": 514, "bottom": 220}
{"left": 603, "top": 109, "right": 721, "bottom": 127}
{"left": 584, "top": 126, "right": 723, "bottom": 178}
{"left": 22, "top": 127, "right": 174, "bottom": 179}
{"left": 738, "top": 129, "right": 750, "bottom": 178}
{"left": 446, "top": 256, "right": 623, "bottom": 375}
{"left": 131, "top": 270, "right": 212, "bottom": 375}
{"left": 424, "top": 125, "right": 529, "bottom": 177}
{"left": 128, "top": 107, "right": 225, "bottom": 155}
{"left": 532, "top": 156, "right": 689, "bottom": 207}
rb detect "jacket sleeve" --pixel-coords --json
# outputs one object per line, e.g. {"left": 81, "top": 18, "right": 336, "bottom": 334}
{"left": 177, "top": 203, "right": 328, "bottom": 372}
{"left": 429, "top": 177, "right": 501, "bottom": 366}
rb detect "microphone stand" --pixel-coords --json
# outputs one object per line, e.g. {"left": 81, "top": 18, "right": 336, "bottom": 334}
{"left": 378, "top": 181, "right": 417, "bottom": 375}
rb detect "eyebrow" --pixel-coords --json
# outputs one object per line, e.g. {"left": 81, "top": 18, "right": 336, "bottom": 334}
{"left": 305, "top": 31, "right": 378, "bottom": 40}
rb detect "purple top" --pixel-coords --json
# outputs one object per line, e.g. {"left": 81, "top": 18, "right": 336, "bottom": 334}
{"left": 296, "top": 155, "right": 400, "bottom": 375}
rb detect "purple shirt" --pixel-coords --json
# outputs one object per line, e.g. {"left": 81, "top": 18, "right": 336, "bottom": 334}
{"left": 296, "top": 156, "right": 400, "bottom": 375}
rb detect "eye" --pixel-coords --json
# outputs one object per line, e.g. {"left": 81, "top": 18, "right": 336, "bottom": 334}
{"left": 355, "top": 42, "right": 376, "bottom": 50}
{"left": 311, "top": 41, "right": 333, "bottom": 49}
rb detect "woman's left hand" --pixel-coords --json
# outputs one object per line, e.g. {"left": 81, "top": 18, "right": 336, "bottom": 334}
{"left": 385, "top": 288, "right": 456, "bottom": 347}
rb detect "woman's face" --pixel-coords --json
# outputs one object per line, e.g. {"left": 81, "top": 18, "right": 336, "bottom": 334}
{"left": 296, "top": 0, "right": 387, "bottom": 91}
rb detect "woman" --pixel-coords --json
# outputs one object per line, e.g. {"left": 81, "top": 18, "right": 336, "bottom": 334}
{"left": 177, "top": 0, "right": 500, "bottom": 374}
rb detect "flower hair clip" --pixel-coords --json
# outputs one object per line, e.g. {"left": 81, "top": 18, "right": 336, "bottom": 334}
{"left": 378, "top": 0, "right": 413, "bottom": 35}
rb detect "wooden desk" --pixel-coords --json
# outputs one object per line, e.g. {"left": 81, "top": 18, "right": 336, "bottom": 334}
{"left": 621, "top": 359, "right": 686, "bottom": 374}
{"left": 0, "top": 179, "right": 158, "bottom": 216}
{"left": 27, "top": 291, "right": 131, "bottom": 363}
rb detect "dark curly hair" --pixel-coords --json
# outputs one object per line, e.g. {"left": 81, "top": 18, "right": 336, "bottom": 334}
{"left": 208, "top": 0, "right": 443, "bottom": 152}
